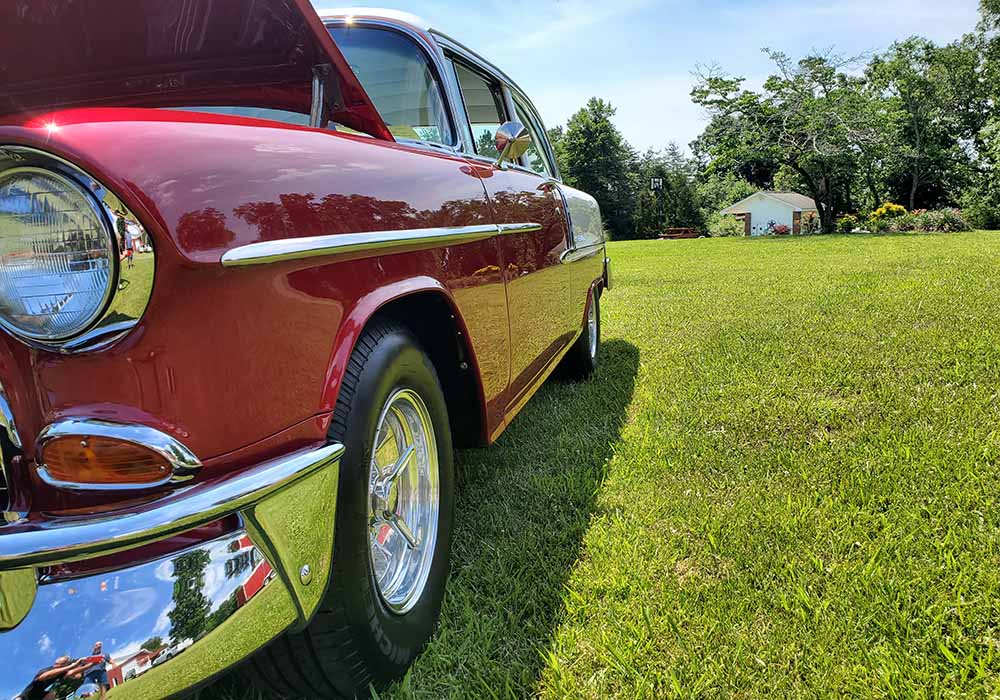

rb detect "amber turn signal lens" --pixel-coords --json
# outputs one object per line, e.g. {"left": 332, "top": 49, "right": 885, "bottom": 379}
{"left": 40, "top": 436, "right": 171, "bottom": 486}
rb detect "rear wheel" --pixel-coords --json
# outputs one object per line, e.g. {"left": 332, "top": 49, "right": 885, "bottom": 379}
{"left": 246, "top": 320, "right": 454, "bottom": 698}
{"left": 559, "top": 289, "right": 601, "bottom": 380}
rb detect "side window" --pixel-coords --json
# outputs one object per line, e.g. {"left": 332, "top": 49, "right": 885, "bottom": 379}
{"left": 452, "top": 61, "right": 507, "bottom": 159}
{"left": 329, "top": 26, "right": 453, "bottom": 145}
{"left": 512, "top": 97, "right": 553, "bottom": 177}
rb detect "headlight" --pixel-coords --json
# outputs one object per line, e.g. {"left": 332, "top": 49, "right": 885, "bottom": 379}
{"left": 0, "top": 167, "right": 116, "bottom": 341}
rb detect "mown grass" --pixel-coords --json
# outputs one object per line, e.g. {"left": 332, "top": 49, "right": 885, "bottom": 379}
{"left": 204, "top": 231, "right": 1000, "bottom": 699}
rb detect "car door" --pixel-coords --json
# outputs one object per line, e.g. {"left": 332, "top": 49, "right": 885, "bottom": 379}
{"left": 448, "top": 58, "right": 574, "bottom": 412}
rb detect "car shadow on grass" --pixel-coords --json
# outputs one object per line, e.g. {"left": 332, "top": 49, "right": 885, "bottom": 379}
{"left": 201, "top": 339, "right": 640, "bottom": 700}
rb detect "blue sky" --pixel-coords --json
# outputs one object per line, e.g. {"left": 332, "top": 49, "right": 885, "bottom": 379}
{"left": 314, "top": 1, "right": 982, "bottom": 152}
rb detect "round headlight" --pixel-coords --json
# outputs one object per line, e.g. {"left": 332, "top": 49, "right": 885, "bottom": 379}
{"left": 0, "top": 167, "right": 116, "bottom": 342}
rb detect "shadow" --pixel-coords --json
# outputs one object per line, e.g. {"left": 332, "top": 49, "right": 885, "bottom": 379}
{"left": 201, "top": 340, "right": 639, "bottom": 699}
{"left": 393, "top": 339, "right": 640, "bottom": 696}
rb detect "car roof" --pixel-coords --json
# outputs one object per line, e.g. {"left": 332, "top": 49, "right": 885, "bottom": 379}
{"left": 316, "top": 7, "right": 432, "bottom": 32}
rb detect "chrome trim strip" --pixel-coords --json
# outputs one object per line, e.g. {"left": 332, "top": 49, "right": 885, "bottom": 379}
{"left": 0, "top": 383, "right": 21, "bottom": 450}
{"left": 0, "top": 443, "right": 344, "bottom": 568}
{"left": 560, "top": 242, "right": 606, "bottom": 265}
{"left": 35, "top": 418, "right": 202, "bottom": 491}
{"left": 0, "top": 146, "right": 156, "bottom": 354}
{"left": 221, "top": 223, "right": 536, "bottom": 267}
{"left": 498, "top": 222, "right": 542, "bottom": 235}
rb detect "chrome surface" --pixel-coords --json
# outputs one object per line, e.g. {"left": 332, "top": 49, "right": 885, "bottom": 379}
{"left": 0, "top": 381, "right": 21, "bottom": 513}
{"left": 310, "top": 63, "right": 331, "bottom": 128}
{"left": 0, "top": 443, "right": 344, "bottom": 568}
{"left": 2, "top": 531, "right": 273, "bottom": 700}
{"left": 35, "top": 418, "right": 202, "bottom": 491}
{"left": 0, "top": 442, "right": 343, "bottom": 699}
{"left": 368, "top": 388, "right": 440, "bottom": 614}
{"left": 587, "top": 295, "right": 598, "bottom": 360}
{"left": 222, "top": 222, "right": 539, "bottom": 267}
{"left": 0, "top": 146, "right": 156, "bottom": 353}
{"left": 560, "top": 242, "right": 605, "bottom": 265}
{"left": 498, "top": 222, "right": 542, "bottom": 235}
{"left": 604, "top": 256, "right": 613, "bottom": 291}
{"left": 494, "top": 120, "right": 532, "bottom": 169}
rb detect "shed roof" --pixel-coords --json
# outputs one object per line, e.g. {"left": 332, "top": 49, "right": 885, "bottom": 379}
{"left": 721, "top": 192, "right": 818, "bottom": 215}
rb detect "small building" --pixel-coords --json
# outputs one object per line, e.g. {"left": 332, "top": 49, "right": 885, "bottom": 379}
{"left": 721, "top": 192, "right": 818, "bottom": 236}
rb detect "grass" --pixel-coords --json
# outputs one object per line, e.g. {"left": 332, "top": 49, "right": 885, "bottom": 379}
{"left": 204, "top": 231, "right": 1000, "bottom": 699}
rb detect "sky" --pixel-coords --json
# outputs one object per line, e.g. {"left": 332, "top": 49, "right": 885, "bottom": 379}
{"left": 313, "top": 0, "right": 983, "bottom": 152}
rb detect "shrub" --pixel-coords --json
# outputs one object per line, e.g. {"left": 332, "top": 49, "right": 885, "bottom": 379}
{"left": 887, "top": 209, "right": 971, "bottom": 233}
{"left": 770, "top": 223, "right": 791, "bottom": 236}
{"left": 707, "top": 214, "right": 746, "bottom": 237}
{"left": 837, "top": 214, "right": 861, "bottom": 233}
{"left": 871, "top": 202, "right": 908, "bottom": 221}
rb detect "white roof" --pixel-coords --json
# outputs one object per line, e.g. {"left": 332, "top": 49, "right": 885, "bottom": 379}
{"left": 721, "top": 192, "right": 818, "bottom": 215}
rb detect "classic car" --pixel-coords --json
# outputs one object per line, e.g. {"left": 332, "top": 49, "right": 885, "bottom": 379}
{"left": 0, "top": 2, "right": 609, "bottom": 698}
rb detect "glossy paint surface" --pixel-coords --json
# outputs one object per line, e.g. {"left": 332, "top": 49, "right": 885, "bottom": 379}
{"left": 0, "top": 109, "right": 517, "bottom": 510}
{"left": 473, "top": 165, "right": 578, "bottom": 410}
{"left": 0, "top": 0, "right": 390, "bottom": 139}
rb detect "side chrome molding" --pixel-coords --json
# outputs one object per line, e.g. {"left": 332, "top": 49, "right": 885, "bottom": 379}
{"left": 221, "top": 222, "right": 541, "bottom": 268}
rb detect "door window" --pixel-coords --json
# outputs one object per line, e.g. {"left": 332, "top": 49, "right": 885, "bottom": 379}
{"left": 452, "top": 61, "right": 507, "bottom": 158}
{"left": 512, "top": 97, "right": 553, "bottom": 177}
{"left": 329, "top": 26, "right": 453, "bottom": 145}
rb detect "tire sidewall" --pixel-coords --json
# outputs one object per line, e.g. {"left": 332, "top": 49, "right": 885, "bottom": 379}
{"left": 330, "top": 330, "right": 454, "bottom": 680}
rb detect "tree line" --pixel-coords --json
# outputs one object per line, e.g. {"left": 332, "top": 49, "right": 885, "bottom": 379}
{"left": 549, "top": 0, "right": 1000, "bottom": 238}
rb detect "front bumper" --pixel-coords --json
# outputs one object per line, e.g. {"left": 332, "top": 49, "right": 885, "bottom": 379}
{"left": 0, "top": 442, "right": 343, "bottom": 699}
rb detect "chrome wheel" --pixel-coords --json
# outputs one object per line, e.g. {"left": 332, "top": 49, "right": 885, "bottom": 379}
{"left": 587, "top": 296, "right": 598, "bottom": 360}
{"left": 368, "top": 388, "right": 440, "bottom": 614}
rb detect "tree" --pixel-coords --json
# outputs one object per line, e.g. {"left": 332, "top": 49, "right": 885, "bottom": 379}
{"left": 633, "top": 145, "right": 704, "bottom": 238}
{"left": 867, "top": 38, "right": 981, "bottom": 210}
{"left": 168, "top": 549, "right": 211, "bottom": 644}
{"left": 140, "top": 637, "right": 164, "bottom": 653}
{"left": 560, "top": 98, "right": 637, "bottom": 240}
{"left": 692, "top": 51, "right": 867, "bottom": 233}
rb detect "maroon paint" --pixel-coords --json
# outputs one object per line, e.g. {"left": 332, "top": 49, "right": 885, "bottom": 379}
{"left": 0, "top": 0, "right": 391, "bottom": 140}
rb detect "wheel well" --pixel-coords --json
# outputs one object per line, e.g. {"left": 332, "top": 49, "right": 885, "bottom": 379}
{"left": 370, "top": 293, "right": 486, "bottom": 448}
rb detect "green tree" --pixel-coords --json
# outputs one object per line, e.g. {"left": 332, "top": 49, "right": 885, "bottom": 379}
{"left": 867, "top": 37, "right": 981, "bottom": 210}
{"left": 692, "top": 51, "right": 866, "bottom": 233}
{"left": 633, "top": 145, "right": 704, "bottom": 238}
{"left": 168, "top": 549, "right": 212, "bottom": 644}
{"left": 560, "top": 98, "right": 637, "bottom": 240}
{"left": 140, "top": 636, "right": 164, "bottom": 653}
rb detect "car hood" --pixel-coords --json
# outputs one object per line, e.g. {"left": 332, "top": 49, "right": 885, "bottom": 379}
{"left": 0, "top": 0, "right": 391, "bottom": 139}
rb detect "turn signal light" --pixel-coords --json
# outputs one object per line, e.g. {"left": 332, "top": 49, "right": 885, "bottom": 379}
{"left": 39, "top": 436, "right": 172, "bottom": 487}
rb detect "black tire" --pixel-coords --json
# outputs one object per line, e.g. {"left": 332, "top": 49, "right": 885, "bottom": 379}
{"left": 559, "top": 289, "right": 600, "bottom": 380}
{"left": 246, "top": 319, "right": 455, "bottom": 698}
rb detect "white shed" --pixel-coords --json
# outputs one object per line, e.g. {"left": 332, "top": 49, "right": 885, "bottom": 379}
{"left": 721, "top": 192, "right": 818, "bottom": 236}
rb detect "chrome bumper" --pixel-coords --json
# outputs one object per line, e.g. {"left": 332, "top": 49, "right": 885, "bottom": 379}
{"left": 0, "top": 443, "right": 343, "bottom": 700}
{"left": 603, "top": 255, "right": 612, "bottom": 291}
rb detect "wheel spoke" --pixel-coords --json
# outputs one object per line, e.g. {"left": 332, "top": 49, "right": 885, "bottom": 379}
{"left": 388, "top": 512, "right": 420, "bottom": 549}
{"left": 383, "top": 443, "right": 416, "bottom": 484}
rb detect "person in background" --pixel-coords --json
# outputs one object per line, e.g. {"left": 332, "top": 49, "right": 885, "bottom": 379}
{"left": 82, "top": 641, "right": 111, "bottom": 700}
{"left": 15, "top": 656, "right": 91, "bottom": 700}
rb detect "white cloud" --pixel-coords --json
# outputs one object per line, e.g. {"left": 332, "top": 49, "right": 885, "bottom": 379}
{"left": 38, "top": 633, "right": 53, "bottom": 654}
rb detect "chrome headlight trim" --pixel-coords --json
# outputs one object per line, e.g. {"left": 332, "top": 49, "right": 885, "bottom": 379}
{"left": 0, "top": 145, "right": 155, "bottom": 353}
{"left": 35, "top": 418, "right": 202, "bottom": 492}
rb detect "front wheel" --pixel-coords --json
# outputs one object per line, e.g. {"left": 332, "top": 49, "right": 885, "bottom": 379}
{"left": 247, "top": 320, "right": 454, "bottom": 698}
{"left": 559, "top": 288, "right": 600, "bottom": 380}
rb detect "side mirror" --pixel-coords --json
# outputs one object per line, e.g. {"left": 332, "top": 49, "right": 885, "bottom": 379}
{"left": 494, "top": 121, "right": 531, "bottom": 169}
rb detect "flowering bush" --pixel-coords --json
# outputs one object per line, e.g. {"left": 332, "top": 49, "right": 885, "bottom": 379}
{"left": 887, "top": 209, "right": 971, "bottom": 233}
{"left": 871, "top": 203, "right": 908, "bottom": 221}
{"left": 771, "top": 223, "right": 791, "bottom": 235}
{"left": 837, "top": 214, "right": 861, "bottom": 233}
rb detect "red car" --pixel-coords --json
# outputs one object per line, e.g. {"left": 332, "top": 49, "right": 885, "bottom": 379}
{"left": 0, "top": 3, "right": 609, "bottom": 698}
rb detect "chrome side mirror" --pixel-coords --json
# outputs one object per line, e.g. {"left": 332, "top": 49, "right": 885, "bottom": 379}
{"left": 494, "top": 121, "right": 531, "bottom": 169}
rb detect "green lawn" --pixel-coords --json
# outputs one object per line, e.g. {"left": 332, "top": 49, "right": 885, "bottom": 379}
{"left": 207, "top": 231, "right": 1000, "bottom": 699}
